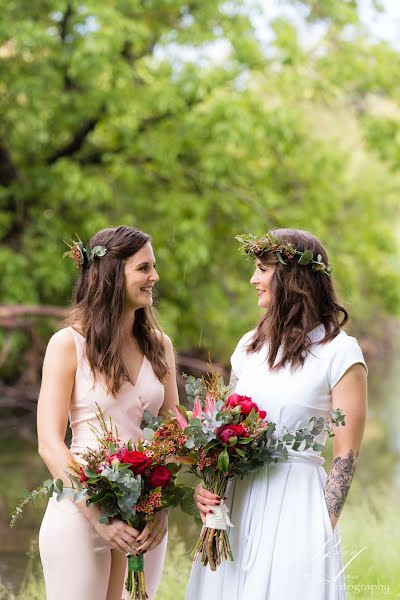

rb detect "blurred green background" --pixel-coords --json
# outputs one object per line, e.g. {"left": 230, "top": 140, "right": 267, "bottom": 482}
{"left": 0, "top": 0, "right": 399, "bottom": 598}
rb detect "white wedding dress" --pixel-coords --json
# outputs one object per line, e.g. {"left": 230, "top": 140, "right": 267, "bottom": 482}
{"left": 185, "top": 324, "right": 367, "bottom": 600}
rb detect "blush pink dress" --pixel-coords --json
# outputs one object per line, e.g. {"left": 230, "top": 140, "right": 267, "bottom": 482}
{"left": 39, "top": 327, "right": 167, "bottom": 600}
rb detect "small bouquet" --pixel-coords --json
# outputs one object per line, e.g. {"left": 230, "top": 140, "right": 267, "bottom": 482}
{"left": 11, "top": 407, "right": 193, "bottom": 600}
{"left": 145, "top": 371, "right": 345, "bottom": 571}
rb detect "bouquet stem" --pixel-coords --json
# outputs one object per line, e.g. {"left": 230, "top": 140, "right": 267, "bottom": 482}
{"left": 125, "top": 554, "right": 147, "bottom": 600}
{"left": 193, "top": 477, "right": 233, "bottom": 571}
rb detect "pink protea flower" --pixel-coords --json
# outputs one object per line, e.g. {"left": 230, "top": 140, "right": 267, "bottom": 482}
{"left": 174, "top": 406, "right": 188, "bottom": 430}
{"left": 192, "top": 396, "right": 203, "bottom": 419}
{"left": 205, "top": 393, "right": 216, "bottom": 414}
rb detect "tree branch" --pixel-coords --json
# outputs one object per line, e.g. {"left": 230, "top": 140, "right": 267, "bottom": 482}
{"left": 121, "top": 37, "right": 158, "bottom": 63}
{"left": 0, "top": 143, "right": 18, "bottom": 186}
{"left": 47, "top": 115, "right": 102, "bottom": 164}
{"left": 59, "top": 4, "right": 73, "bottom": 43}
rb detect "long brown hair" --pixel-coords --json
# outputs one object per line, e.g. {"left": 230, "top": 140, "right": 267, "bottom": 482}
{"left": 67, "top": 226, "right": 168, "bottom": 395}
{"left": 247, "top": 228, "right": 348, "bottom": 371}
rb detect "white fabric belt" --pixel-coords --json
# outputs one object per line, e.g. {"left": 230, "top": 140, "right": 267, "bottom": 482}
{"left": 270, "top": 452, "right": 325, "bottom": 467}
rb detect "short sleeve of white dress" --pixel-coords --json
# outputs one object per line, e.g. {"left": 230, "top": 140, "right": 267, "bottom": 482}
{"left": 328, "top": 333, "right": 368, "bottom": 389}
{"left": 230, "top": 330, "right": 255, "bottom": 377}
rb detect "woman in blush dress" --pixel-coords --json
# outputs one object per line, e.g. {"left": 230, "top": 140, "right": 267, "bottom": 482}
{"left": 38, "top": 225, "right": 178, "bottom": 600}
{"left": 187, "top": 228, "right": 368, "bottom": 600}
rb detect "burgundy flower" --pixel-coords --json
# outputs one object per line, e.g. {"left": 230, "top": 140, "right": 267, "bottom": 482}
{"left": 148, "top": 466, "right": 172, "bottom": 488}
{"left": 219, "top": 424, "right": 247, "bottom": 445}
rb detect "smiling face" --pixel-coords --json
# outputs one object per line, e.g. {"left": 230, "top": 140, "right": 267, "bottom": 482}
{"left": 123, "top": 242, "right": 159, "bottom": 311}
{"left": 250, "top": 257, "right": 276, "bottom": 308}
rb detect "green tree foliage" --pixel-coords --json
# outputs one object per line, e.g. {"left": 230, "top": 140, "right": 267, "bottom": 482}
{"left": 0, "top": 0, "right": 399, "bottom": 361}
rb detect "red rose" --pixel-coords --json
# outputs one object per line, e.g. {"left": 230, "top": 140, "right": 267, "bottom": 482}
{"left": 220, "top": 424, "right": 247, "bottom": 445}
{"left": 121, "top": 450, "right": 152, "bottom": 474}
{"left": 259, "top": 410, "right": 267, "bottom": 420}
{"left": 148, "top": 465, "right": 172, "bottom": 488}
{"left": 79, "top": 466, "right": 88, "bottom": 483}
{"left": 226, "top": 393, "right": 252, "bottom": 408}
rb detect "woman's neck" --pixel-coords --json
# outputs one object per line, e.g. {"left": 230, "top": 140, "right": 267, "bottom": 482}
{"left": 121, "top": 308, "right": 136, "bottom": 340}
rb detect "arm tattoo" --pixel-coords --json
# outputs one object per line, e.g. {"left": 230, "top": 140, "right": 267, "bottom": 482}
{"left": 325, "top": 449, "right": 358, "bottom": 519}
{"left": 229, "top": 370, "right": 238, "bottom": 392}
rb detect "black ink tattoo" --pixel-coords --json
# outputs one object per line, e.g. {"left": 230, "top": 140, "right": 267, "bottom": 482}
{"left": 229, "top": 370, "right": 238, "bottom": 392}
{"left": 325, "top": 449, "right": 358, "bottom": 519}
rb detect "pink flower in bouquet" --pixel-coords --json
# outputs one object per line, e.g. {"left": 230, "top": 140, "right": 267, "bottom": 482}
{"left": 106, "top": 452, "right": 124, "bottom": 466}
{"left": 241, "top": 400, "right": 267, "bottom": 420}
{"left": 148, "top": 465, "right": 172, "bottom": 488}
{"left": 175, "top": 406, "right": 189, "bottom": 430}
{"left": 192, "top": 397, "right": 203, "bottom": 419}
{"left": 120, "top": 449, "right": 152, "bottom": 474}
{"left": 239, "top": 399, "right": 258, "bottom": 415}
{"left": 226, "top": 393, "right": 252, "bottom": 408}
{"left": 79, "top": 467, "right": 88, "bottom": 483}
{"left": 205, "top": 393, "right": 216, "bottom": 414}
{"left": 226, "top": 393, "right": 267, "bottom": 420}
{"left": 219, "top": 424, "right": 248, "bottom": 445}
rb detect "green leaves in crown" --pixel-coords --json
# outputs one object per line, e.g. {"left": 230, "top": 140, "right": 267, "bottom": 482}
{"left": 235, "top": 233, "right": 333, "bottom": 276}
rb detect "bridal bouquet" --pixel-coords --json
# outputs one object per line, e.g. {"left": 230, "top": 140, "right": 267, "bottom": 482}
{"left": 143, "top": 371, "right": 345, "bottom": 571}
{"left": 11, "top": 407, "right": 193, "bottom": 600}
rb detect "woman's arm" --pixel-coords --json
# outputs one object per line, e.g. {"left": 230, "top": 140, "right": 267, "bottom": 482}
{"left": 37, "top": 329, "right": 139, "bottom": 555}
{"left": 228, "top": 369, "right": 238, "bottom": 391}
{"left": 325, "top": 363, "right": 368, "bottom": 530}
{"left": 37, "top": 329, "right": 78, "bottom": 485}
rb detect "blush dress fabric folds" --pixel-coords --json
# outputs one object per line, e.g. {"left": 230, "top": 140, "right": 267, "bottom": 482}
{"left": 39, "top": 327, "right": 167, "bottom": 600}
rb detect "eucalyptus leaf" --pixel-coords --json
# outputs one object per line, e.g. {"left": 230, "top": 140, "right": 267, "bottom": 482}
{"left": 54, "top": 479, "right": 64, "bottom": 494}
{"left": 276, "top": 252, "right": 287, "bottom": 265}
{"left": 73, "top": 490, "right": 87, "bottom": 503}
{"left": 92, "top": 245, "right": 107, "bottom": 257}
{"left": 298, "top": 249, "right": 313, "bottom": 265}
{"left": 99, "top": 514, "right": 110, "bottom": 525}
{"left": 142, "top": 427, "right": 155, "bottom": 442}
{"left": 313, "top": 443, "right": 325, "bottom": 452}
{"left": 56, "top": 488, "right": 76, "bottom": 502}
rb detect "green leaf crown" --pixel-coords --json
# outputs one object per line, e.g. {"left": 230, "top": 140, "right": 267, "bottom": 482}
{"left": 235, "top": 233, "right": 333, "bottom": 276}
{"left": 63, "top": 234, "right": 107, "bottom": 269}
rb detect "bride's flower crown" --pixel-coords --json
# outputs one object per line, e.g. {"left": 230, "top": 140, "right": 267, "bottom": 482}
{"left": 235, "top": 233, "right": 333, "bottom": 276}
{"left": 63, "top": 235, "right": 107, "bottom": 269}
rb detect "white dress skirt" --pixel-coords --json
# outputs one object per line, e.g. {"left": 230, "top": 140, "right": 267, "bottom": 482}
{"left": 185, "top": 324, "right": 367, "bottom": 600}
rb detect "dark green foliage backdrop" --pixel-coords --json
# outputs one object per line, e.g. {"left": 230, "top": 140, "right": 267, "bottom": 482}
{"left": 0, "top": 0, "right": 399, "bottom": 360}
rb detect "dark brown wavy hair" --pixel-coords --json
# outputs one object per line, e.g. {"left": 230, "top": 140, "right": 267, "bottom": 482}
{"left": 247, "top": 228, "right": 348, "bottom": 371}
{"left": 67, "top": 225, "right": 168, "bottom": 395}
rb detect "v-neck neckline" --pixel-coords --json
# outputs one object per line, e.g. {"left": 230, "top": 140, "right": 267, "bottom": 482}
{"left": 69, "top": 326, "right": 147, "bottom": 388}
{"left": 128, "top": 354, "right": 147, "bottom": 388}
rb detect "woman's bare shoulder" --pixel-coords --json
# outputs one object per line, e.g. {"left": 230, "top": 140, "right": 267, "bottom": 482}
{"left": 154, "top": 329, "right": 173, "bottom": 351}
{"left": 44, "top": 329, "right": 77, "bottom": 372}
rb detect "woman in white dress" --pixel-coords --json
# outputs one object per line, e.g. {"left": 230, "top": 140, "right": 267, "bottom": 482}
{"left": 187, "top": 228, "right": 368, "bottom": 600}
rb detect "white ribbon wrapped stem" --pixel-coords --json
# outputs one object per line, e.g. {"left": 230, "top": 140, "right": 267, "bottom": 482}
{"left": 205, "top": 499, "right": 234, "bottom": 530}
